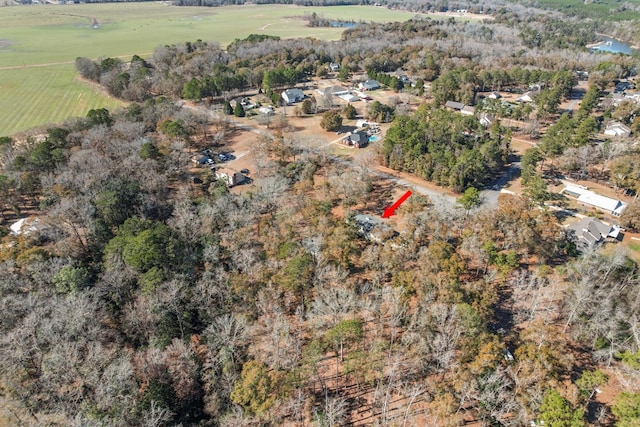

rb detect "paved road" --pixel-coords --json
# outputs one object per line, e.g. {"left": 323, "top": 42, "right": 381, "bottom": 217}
{"left": 481, "top": 158, "right": 522, "bottom": 209}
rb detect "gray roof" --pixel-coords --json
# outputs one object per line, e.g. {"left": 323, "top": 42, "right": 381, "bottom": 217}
{"left": 318, "top": 85, "right": 348, "bottom": 96}
{"left": 445, "top": 101, "right": 464, "bottom": 110}
{"left": 348, "top": 132, "right": 367, "bottom": 143}
{"left": 361, "top": 79, "right": 380, "bottom": 89}
{"left": 282, "top": 88, "right": 304, "bottom": 101}
{"left": 567, "top": 217, "right": 621, "bottom": 246}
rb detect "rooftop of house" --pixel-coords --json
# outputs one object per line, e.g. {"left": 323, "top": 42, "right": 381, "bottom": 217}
{"left": 563, "top": 184, "right": 627, "bottom": 215}
{"left": 445, "top": 101, "right": 464, "bottom": 110}
{"left": 605, "top": 121, "right": 631, "bottom": 132}
{"left": 283, "top": 88, "right": 304, "bottom": 96}
{"left": 567, "top": 217, "right": 622, "bottom": 246}
{"left": 461, "top": 105, "right": 475, "bottom": 114}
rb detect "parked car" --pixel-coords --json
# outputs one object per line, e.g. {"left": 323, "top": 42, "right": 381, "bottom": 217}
{"left": 240, "top": 168, "right": 250, "bottom": 174}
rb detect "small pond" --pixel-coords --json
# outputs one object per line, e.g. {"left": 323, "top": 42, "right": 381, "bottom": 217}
{"left": 590, "top": 36, "right": 633, "bottom": 55}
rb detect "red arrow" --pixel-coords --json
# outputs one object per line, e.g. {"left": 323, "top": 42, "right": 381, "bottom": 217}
{"left": 382, "top": 190, "right": 412, "bottom": 218}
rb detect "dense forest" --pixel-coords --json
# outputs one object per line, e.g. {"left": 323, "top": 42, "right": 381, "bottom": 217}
{"left": 3, "top": 2, "right": 640, "bottom": 426}
{"left": 2, "top": 99, "right": 637, "bottom": 426}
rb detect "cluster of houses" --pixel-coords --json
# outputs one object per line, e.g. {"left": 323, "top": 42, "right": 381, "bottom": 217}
{"left": 562, "top": 183, "right": 627, "bottom": 249}
{"left": 567, "top": 216, "right": 622, "bottom": 248}
{"left": 279, "top": 79, "right": 383, "bottom": 108}
{"left": 315, "top": 80, "right": 381, "bottom": 104}
{"left": 443, "top": 81, "right": 636, "bottom": 137}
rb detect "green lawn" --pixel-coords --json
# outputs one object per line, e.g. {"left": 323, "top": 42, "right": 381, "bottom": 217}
{"left": 0, "top": 3, "right": 436, "bottom": 136}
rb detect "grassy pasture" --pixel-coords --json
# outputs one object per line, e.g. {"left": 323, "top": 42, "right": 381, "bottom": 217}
{"left": 0, "top": 64, "right": 124, "bottom": 135}
{"left": 0, "top": 3, "right": 425, "bottom": 135}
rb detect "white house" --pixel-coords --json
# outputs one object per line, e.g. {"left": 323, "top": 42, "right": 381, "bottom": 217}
{"left": 563, "top": 184, "right": 627, "bottom": 216}
{"left": 357, "top": 119, "right": 378, "bottom": 128}
{"left": 281, "top": 88, "right": 305, "bottom": 104}
{"left": 604, "top": 121, "right": 631, "bottom": 138}
{"left": 625, "top": 92, "right": 640, "bottom": 103}
{"left": 516, "top": 91, "right": 536, "bottom": 103}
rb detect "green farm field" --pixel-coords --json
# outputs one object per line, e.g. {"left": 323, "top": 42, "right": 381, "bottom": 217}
{"left": 0, "top": 3, "right": 425, "bottom": 136}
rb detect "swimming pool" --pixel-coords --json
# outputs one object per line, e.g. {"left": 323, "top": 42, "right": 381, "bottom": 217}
{"left": 369, "top": 135, "right": 380, "bottom": 142}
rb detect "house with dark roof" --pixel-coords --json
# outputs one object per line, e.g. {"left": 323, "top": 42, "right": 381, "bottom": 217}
{"left": 342, "top": 131, "right": 369, "bottom": 148}
{"left": 358, "top": 80, "right": 380, "bottom": 91}
{"left": 567, "top": 217, "right": 622, "bottom": 248}
{"left": 195, "top": 155, "right": 214, "bottom": 166}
